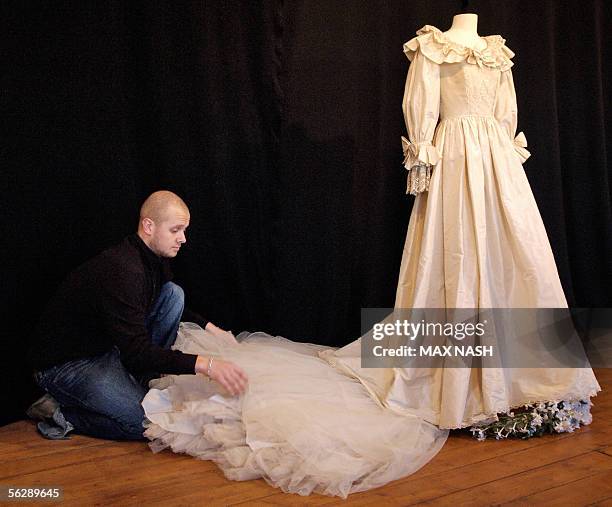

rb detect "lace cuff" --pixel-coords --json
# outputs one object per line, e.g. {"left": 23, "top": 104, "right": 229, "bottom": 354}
{"left": 513, "top": 132, "right": 531, "bottom": 163}
{"left": 402, "top": 137, "right": 441, "bottom": 195}
{"left": 406, "top": 163, "right": 432, "bottom": 195}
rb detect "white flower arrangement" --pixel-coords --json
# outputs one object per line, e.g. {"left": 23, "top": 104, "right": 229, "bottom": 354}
{"left": 469, "top": 400, "right": 593, "bottom": 441}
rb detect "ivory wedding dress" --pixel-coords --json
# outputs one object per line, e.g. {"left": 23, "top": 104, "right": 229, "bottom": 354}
{"left": 323, "top": 26, "right": 600, "bottom": 429}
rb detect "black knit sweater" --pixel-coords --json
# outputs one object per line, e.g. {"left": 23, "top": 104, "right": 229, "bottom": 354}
{"left": 30, "top": 234, "right": 206, "bottom": 375}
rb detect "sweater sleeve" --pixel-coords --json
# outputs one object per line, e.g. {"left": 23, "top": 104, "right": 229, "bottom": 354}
{"left": 98, "top": 268, "right": 197, "bottom": 375}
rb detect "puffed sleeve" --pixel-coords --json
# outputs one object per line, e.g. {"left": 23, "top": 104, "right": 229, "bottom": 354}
{"left": 494, "top": 68, "right": 531, "bottom": 163}
{"left": 401, "top": 47, "right": 442, "bottom": 195}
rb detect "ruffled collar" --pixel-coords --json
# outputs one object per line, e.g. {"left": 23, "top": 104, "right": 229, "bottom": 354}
{"left": 403, "top": 25, "right": 514, "bottom": 71}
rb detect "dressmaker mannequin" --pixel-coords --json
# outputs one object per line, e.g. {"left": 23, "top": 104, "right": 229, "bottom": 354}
{"left": 443, "top": 13, "right": 487, "bottom": 51}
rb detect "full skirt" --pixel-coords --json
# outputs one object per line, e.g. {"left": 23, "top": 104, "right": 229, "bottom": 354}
{"left": 323, "top": 116, "right": 600, "bottom": 428}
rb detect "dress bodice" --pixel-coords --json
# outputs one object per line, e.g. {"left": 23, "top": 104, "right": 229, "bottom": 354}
{"left": 439, "top": 62, "right": 500, "bottom": 119}
{"left": 403, "top": 25, "right": 515, "bottom": 121}
{"left": 400, "top": 25, "right": 529, "bottom": 195}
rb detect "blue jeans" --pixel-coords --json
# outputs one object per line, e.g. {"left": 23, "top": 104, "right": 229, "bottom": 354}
{"left": 35, "top": 282, "right": 185, "bottom": 440}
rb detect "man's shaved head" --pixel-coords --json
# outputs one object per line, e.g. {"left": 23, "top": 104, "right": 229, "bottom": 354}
{"left": 139, "top": 190, "right": 189, "bottom": 224}
{"left": 137, "top": 191, "right": 190, "bottom": 257}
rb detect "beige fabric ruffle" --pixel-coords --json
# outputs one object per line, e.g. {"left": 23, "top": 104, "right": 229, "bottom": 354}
{"left": 403, "top": 24, "right": 515, "bottom": 70}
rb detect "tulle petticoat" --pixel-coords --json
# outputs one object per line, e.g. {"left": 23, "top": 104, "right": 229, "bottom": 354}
{"left": 142, "top": 324, "right": 448, "bottom": 498}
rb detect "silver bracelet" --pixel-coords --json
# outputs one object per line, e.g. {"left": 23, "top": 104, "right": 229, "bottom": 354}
{"left": 206, "top": 357, "right": 214, "bottom": 381}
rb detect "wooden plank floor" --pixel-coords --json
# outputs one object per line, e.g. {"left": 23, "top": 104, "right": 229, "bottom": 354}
{"left": 1, "top": 369, "right": 610, "bottom": 506}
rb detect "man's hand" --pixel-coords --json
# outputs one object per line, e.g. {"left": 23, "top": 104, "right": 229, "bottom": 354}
{"left": 195, "top": 355, "right": 248, "bottom": 396}
{"left": 205, "top": 322, "right": 239, "bottom": 346}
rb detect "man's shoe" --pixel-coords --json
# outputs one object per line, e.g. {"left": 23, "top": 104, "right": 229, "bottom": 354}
{"left": 26, "top": 393, "right": 59, "bottom": 421}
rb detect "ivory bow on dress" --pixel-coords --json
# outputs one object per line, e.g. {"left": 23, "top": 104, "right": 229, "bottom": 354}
{"left": 401, "top": 136, "right": 442, "bottom": 170}
{"left": 513, "top": 131, "right": 531, "bottom": 163}
{"left": 401, "top": 136, "right": 442, "bottom": 195}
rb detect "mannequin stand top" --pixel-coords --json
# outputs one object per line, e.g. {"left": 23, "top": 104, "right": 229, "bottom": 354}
{"left": 443, "top": 13, "right": 487, "bottom": 51}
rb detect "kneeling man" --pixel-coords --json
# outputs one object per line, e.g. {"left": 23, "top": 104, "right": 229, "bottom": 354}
{"left": 29, "top": 191, "right": 247, "bottom": 440}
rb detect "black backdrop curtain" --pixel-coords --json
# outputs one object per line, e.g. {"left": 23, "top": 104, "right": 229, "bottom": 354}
{"left": 3, "top": 0, "right": 611, "bottom": 425}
